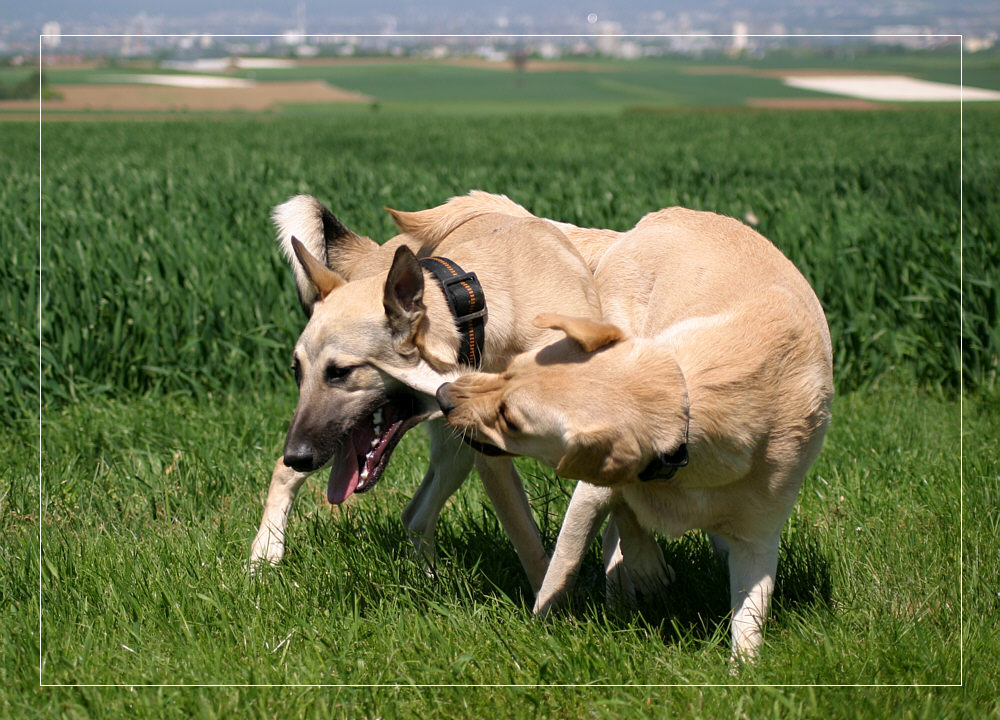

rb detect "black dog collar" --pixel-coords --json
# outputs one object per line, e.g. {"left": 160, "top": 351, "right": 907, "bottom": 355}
{"left": 638, "top": 443, "right": 689, "bottom": 482}
{"left": 420, "top": 256, "right": 488, "bottom": 367}
{"left": 638, "top": 391, "right": 691, "bottom": 483}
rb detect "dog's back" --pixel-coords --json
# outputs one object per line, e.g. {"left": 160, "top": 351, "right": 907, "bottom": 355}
{"left": 596, "top": 208, "right": 829, "bottom": 354}
{"left": 589, "top": 208, "right": 833, "bottom": 530}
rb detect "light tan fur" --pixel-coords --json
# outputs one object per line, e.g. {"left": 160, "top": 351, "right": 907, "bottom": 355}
{"left": 250, "top": 192, "right": 605, "bottom": 595}
{"left": 438, "top": 207, "right": 833, "bottom": 660}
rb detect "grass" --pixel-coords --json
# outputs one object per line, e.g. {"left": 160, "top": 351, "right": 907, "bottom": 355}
{"left": 3, "top": 105, "right": 990, "bottom": 430}
{"left": 2, "top": 79, "right": 995, "bottom": 714}
{"left": 3, "top": 382, "right": 988, "bottom": 715}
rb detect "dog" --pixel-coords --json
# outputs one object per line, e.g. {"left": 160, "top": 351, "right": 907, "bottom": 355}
{"left": 436, "top": 207, "right": 834, "bottom": 659}
{"left": 248, "top": 191, "right": 607, "bottom": 593}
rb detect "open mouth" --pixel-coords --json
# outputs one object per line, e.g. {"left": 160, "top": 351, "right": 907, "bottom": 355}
{"left": 327, "top": 397, "right": 421, "bottom": 505}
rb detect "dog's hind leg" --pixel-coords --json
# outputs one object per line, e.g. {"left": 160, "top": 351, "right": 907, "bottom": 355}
{"left": 249, "top": 457, "right": 310, "bottom": 573}
{"left": 534, "top": 482, "right": 616, "bottom": 617}
{"left": 604, "top": 503, "right": 673, "bottom": 610}
{"left": 726, "top": 532, "right": 780, "bottom": 661}
{"left": 401, "top": 420, "right": 474, "bottom": 573}
{"left": 476, "top": 456, "right": 549, "bottom": 594}
{"left": 708, "top": 533, "right": 730, "bottom": 558}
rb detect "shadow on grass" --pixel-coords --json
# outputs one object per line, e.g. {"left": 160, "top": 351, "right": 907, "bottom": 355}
{"left": 431, "top": 512, "right": 832, "bottom": 648}
{"left": 281, "top": 486, "right": 832, "bottom": 649}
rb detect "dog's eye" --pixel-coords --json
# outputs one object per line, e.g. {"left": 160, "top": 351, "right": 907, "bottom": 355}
{"left": 498, "top": 403, "right": 520, "bottom": 434}
{"left": 291, "top": 357, "right": 302, "bottom": 387}
{"left": 324, "top": 363, "right": 355, "bottom": 384}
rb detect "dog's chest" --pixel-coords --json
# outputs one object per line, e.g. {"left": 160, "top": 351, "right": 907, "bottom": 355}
{"left": 620, "top": 483, "right": 715, "bottom": 538}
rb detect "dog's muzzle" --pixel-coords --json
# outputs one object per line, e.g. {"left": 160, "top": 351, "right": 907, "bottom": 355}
{"left": 436, "top": 382, "right": 456, "bottom": 417}
{"left": 284, "top": 440, "right": 323, "bottom": 473}
{"left": 436, "top": 382, "right": 513, "bottom": 457}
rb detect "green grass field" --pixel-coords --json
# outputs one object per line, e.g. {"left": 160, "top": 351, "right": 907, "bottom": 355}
{"left": 3, "top": 97, "right": 997, "bottom": 716}
{"left": 10, "top": 49, "right": 996, "bottom": 116}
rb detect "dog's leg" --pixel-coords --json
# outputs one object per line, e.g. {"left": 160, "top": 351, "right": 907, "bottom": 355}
{"left": 709, "top": 533, "right": 730, "bottom": 558}
{"left": 604, "top": 503, "right": 673, "bottom": 609}
{"left": 534, "top": 481, "right": 615, "bottom": 617}
{"left": 249, "top": 457, "right": 310, "bottom": 572}
{"left": 602, "top": 515, "right": 635, "bottom": 608}
{"left": 475, "top": 456, "right": 549, "bottom": 594}
{"left": 401, "top": 420, "right": 474, "bottom": 571}
{"left": 726, "top": 532, "right": 780, "bottom": 661}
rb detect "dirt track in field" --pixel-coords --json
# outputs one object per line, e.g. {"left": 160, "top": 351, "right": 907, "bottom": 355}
{"left": 1, "top": 80, "right": 372, "bottom": 113}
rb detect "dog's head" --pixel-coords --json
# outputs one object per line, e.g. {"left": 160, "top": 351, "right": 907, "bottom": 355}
{"left": 274, "top": 196, "right": 460, "bottom": 504}
{"left": 437, "top": 314, "right": 689, "bottom": 486}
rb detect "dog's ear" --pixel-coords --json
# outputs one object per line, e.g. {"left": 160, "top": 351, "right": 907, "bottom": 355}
{"left": 534, "top": 313, "right": 626, "bottom": 353}
{"left": 555, "top": 429, "right": 636, "bottom": 485}
{"left": 383, "top": 245, "right": 426, "bottom": 350}
{"left": 291, "top": 237, "right": 345, "bottom": 304}
{"left": 273, "top": 195, "right": 376, "bottom": 314}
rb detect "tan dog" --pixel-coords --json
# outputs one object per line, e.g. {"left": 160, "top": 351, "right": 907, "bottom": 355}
{"left": 248, "top": 192, "right": 606, "bottom": 594}
{"left": 437, "top": 207, "right": 834, "bottom": 659}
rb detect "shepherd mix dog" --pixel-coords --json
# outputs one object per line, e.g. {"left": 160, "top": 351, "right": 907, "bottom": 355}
{"left": 248, "top": 191, "right": 608, "bottom": 593}
{"left": 437, "top": 207, "right": 834, "bottom": 659}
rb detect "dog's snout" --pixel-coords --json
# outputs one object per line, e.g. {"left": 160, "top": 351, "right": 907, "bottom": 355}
{"left": 436, "top": 382, "right": 455, "bottom": 417}
{"left": 283, "top": 441, "right": 319, "bottom": 472}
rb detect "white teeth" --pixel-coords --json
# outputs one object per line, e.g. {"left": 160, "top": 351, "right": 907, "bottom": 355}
{"left": 370, "top": 437, "right": 380, "bottom": 449}
{"left": 373, "top": 425, "right": 382, "bottom": 436}
{"left": 360, "top": 467, "right": 369, "bottom": 481}
{"left": 373, "top": 408, "right": 383, "bottom": 426}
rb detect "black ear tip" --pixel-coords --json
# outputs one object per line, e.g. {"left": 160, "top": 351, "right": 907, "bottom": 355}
{"left": 392, "top": 244, "right": 417, "bottom": 261}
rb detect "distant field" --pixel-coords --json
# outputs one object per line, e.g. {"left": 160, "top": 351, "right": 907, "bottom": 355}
{"left": 3, "top": 50, "right": 994, "bottom": 116}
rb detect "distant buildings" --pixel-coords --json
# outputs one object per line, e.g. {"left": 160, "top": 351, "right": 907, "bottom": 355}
{"left": 41, "top": 21, "right": 60, "bottom": 49}
{"left": 5, "top": 3, "right": 997, "bottom": 60}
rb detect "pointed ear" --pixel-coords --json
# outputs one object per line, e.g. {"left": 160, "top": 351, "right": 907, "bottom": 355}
{"left": 383, "top": 245, "right": 426, "bottom": 347}
{"left": 534, "top": 313, "right": 626, "bottom": 353}
{"left": 291, "top": 237, "right": 345, "bottom": 304}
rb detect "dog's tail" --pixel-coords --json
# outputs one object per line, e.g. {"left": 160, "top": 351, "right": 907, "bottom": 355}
{"left": 386, "top": 191, "right": 535, "bottom": 248}
{"left": 272, "top": 195, "right": 376, "bottom": 314}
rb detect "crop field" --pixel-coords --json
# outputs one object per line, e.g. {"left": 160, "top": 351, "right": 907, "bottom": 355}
{"left": 3, "top": 50, "right": 997, "bottom": 117}
{"left": 3, "top": 101, "right": 998, "bottom": 717}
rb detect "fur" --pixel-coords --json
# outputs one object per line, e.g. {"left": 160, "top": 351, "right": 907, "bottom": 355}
{"left": 250, "top": 192, "right": 605, "bottom": 595}
{"left": 438, "top": 207, "right": 834, "bottom": 660}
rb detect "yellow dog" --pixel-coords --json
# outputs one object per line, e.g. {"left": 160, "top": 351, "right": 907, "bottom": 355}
{"left": 438, "top": 207, "right": 833, "bottom": 659}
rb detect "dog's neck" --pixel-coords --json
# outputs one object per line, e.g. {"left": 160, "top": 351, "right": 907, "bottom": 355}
{"left": 638, "top": 353, "right": 691, "bottom": 482}
{"left": 419, "top": 256, "right": 488, "bottom": 369}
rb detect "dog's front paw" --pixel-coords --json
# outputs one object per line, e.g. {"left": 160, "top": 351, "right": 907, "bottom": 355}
{"left": 532, "top": 587, "right": 569, "bottom": 619}
{"left": 405, "top": 531, "right": 438, "bottom": 578}
{"left": 248, "top": 531, "right": 285, "bottom": 575}
{"left": 532, "top": 596, "right": 553, "bottom": 619}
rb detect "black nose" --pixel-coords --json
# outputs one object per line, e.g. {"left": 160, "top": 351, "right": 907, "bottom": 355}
{"left": 283, "top": 441, "right": 318, "bottom": 472}
{"left": 436, "top": 382, "right": 455, "bottom": 416}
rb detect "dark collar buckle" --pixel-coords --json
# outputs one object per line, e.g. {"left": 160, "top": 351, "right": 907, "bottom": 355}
{"left": 638, "top": 443, "right": 689, "bottom": 482}
{"left": 420, "top": 257, "right": 488, "bottom": 367}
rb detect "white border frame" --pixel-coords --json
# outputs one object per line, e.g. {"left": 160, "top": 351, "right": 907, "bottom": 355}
{"left": 34, "top": 31, "right": 966, "bottom": 690}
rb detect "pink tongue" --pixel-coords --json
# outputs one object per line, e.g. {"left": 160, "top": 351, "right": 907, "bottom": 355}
{"left": 327, "top": 451, "right": 358, "bottom": 505}
{"left": 327, "top": 424, "right": 376, "bottom": 504}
